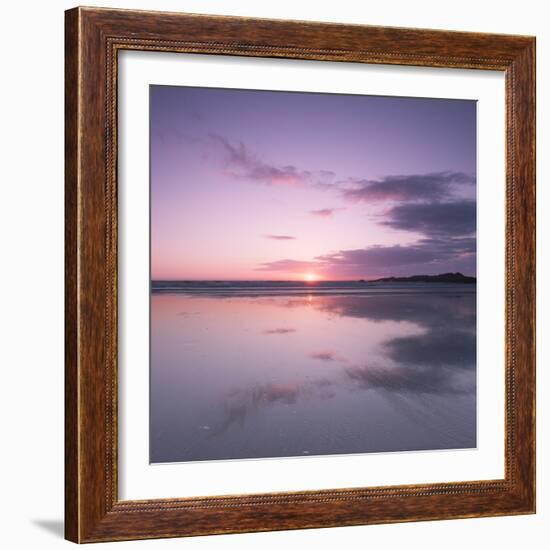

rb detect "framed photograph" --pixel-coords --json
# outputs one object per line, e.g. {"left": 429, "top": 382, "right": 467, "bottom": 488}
{"left": 65, "top": 7, "right": 536, "bottom": 543}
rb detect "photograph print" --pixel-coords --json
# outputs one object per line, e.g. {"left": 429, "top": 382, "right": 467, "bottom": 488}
{"left": 150, "top": 85, "right": 477, "bottom": 463}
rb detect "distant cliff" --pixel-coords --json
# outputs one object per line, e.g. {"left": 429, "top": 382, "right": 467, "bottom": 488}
{"left": 369, "top": 272, "right": 476, "bottom": 284}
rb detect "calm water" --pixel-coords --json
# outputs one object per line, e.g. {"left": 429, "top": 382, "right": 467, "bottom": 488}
{"left": 150, "top": 282, "right": 476, "bottom": 463}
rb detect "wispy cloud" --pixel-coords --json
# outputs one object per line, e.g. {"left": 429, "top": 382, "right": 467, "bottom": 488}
{"left": 210, "top": 134, "right": 338, "bottom": 188}
{"left": 211, "top": 134, "right": 312, "bottom": 186}
{"left": 310, "top": 208, "right": 344, "bottom": 218}
{"left": 256, "top": 259, "right": 320, "bottom": 273}
{"left": 309, "top": 351, "right": 336, "bottom": 361}
{"left": 264, "top": 234, "right": 296, "bottom": 241}
{"left": 210, "top": 136, "right": 475, "bottom": 212}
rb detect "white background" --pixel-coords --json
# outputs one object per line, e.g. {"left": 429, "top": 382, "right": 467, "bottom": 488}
{"left": 0, "top": 1, "right": 547, "bottom": 549}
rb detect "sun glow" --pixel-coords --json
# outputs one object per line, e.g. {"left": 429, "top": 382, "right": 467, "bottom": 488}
{"left": 304, "top": 273, "right": 318, "bottom": 282}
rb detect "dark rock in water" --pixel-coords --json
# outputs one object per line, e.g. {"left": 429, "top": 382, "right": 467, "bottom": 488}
{"left": 370, "top": 272, "right": 476, "bottom": 284}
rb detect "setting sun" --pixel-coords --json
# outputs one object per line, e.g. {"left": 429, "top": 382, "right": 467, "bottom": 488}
{"left": 304, "top": 273, "right": 318, "bottom": 282}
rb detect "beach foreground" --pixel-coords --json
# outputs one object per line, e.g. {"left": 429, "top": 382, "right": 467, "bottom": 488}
{"left": 150, "top": 282, "right": 476, "bottom": 463}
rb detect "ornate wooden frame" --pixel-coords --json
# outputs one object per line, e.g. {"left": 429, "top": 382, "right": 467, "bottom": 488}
{"left": 65, "top": 6, "right": 536, "bottom": 543}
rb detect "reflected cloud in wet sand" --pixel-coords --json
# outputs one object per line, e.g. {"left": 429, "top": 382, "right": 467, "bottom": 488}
{"left": 150, "top": 285, "right": 476, "bottom": 462}
{"left": 264, "top": 328, "right": 297, "bottom": 335}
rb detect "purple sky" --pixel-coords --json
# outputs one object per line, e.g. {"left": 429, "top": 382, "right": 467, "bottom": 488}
{"left": 151, "top": 85, "right": 476, "bottom": 281}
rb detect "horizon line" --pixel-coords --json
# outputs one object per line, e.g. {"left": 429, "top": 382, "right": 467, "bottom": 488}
{"left": 151, "top": 273, "right": 476, "bottom": 283}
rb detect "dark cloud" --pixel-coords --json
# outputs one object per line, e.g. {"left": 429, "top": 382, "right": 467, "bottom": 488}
{"left": 312, "top": 235, "right": 476, "bottom": 277}
{"left": 318, "top": 245, "right": 441, "bottom": 269}
{"left": 381, "top": 200, "right": 476, "bottom": 237}
{"left": 257, "top": 238, "right": 475, "bottom": 277}
{"left": 338, "top": 176, "right": 476, "bottom": 275}
{"left": 257, "top": 236, "right": 476, "bottom": 277}
{"left": 264, "top": 234, "right": 296, "bottom": 241}
{"left": 342, "top": 172, "right": 475, "bottom": 203}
